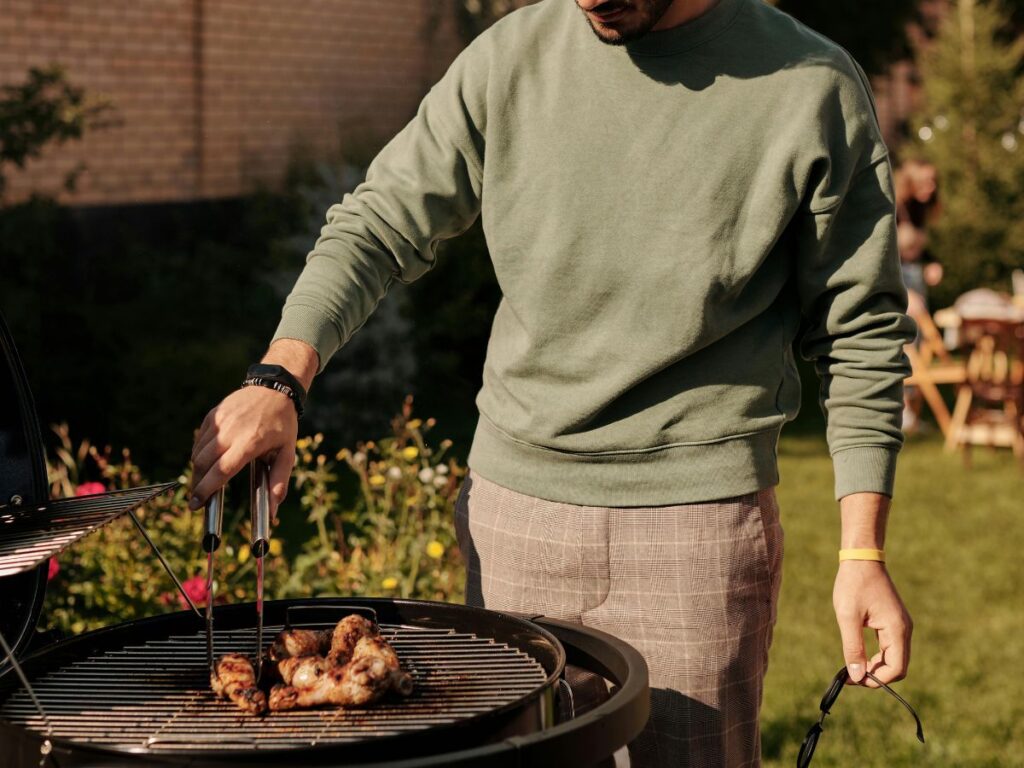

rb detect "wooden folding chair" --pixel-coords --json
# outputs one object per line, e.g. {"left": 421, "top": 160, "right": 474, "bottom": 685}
{"left": 904, "top": 306, "right": 967, "bottom": 437}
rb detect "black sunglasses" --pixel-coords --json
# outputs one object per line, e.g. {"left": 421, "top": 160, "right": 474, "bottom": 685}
{"left": 796, "top": 667, "right": 925, "bottom": 767}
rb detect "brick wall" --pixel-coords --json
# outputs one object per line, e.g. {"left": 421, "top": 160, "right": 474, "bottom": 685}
{"left": 0, "top": 0, "right": 462, "bottom": 205}
{"left": 1, "top": 1, "right": 937, "bottom": 205}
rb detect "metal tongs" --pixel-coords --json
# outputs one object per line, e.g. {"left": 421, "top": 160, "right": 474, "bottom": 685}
{"left": 202, "top": 488, "right": 225, "bottom": 680}
{"left": 250, "top": 460, "right": 272, "bottom": 682}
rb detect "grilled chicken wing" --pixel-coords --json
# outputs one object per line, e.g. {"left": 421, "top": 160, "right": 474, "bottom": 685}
{"left": 327, "top": 614, "right": 378, "bottom": 665}
{"left": 211, "top": 653, "right": 267, "bottom": 714}
{"left": 268, "top": 627, "right": 331, "bottom": 661}
{"left": 267, "top": 626, "right": 414, "bottom": 711}
{"left": 268, "top": 655, "right": 392, "bottom": 710}
{"left": 353, "top": 635, "right": 414, "bottom": 696}
{"left": 276, "top": 654, "right": 329, "bottom": 688}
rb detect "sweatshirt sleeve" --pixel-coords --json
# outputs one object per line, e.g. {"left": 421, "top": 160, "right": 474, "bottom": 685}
{"left": 271, "top": 39, "right": 487, "bottom": 373}
{"left": 793, "top": 55, "right": 918, "bottom": 500}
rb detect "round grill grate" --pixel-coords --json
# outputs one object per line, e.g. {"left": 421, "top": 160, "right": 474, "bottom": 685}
{"left": 0, "top": 622, "right": 549, "bottom": 752}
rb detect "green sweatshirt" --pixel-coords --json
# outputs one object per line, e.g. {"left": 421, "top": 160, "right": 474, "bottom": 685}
{"left": 273, "top": 0, "right": 917, "bottom": 506}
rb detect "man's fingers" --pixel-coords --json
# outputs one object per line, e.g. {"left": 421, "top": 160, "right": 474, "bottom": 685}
{"left": 192, "top": 407, "right": 222, "bottom": 460}
{"left": 189, "top": 387, "right": 300, "bottom": 511}
{"left": 192, "top": 433, "right": 230, "bottom": 491}
{"left": 190, "top": 444, "right": 250, "bottom": 510}
{"left": 862, "top": 650, "right": 885, "bottom": 688}
{"left": 866, "top": 624, "right": 910, "bottom": 686}
{"left": 268, "top": 444, "right": 296, "bottom": 521}
{"left": 191, "top": 404, "right": 233, "bottom": 465}
{"left": 836, "top": 610, "right": 868, "bottom": 683}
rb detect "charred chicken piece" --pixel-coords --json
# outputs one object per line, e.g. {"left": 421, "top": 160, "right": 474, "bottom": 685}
{"left": 268, "top": 627, "right": 332, "bottom": 661}
{"left": 267, "top": 627, "right": 414, "bottom": 711}
{"left": 268, "top": 655, "right": 392, "bottom": 711}
{"left": 276, "top": 654, "right": 329, "bottom": 688}
{"left": 352, "top": 635, "right": 414, "bottom": 696}
{"left": 210, "top": 653, "right": 267, "bottom": 714}
{"left": 327, "top": 614, "right": 379, "bottom": 666}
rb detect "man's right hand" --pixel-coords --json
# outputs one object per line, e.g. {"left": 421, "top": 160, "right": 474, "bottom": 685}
{"left": 189, "top": 339, "right": 319, "bottom": 518}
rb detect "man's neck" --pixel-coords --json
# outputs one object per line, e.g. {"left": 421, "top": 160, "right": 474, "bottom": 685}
{"left": 651, "top": 0, "right": 721, "bottom": 31}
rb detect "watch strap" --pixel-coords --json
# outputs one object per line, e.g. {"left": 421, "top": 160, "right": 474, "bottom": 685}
{"left": 243, "top": 364, "right": 306, "bottom": 418}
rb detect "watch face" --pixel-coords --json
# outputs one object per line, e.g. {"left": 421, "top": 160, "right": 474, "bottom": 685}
{"left": 249, "top": 363, "right": 284, "bottom": 378}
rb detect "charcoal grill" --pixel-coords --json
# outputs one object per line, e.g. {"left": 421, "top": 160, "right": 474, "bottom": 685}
{"left": 0, "top": 311, "right": 649, "bottom": 767}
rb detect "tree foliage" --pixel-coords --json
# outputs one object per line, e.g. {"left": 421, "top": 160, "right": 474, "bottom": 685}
{"left": 909, "top": 0, "right": 1024, "bottom": 305}
{"left": 0, "top": 65, "right": 112, "bottom": 198}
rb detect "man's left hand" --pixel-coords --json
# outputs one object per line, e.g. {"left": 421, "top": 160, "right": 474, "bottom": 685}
{"left": 833, "top": 491, "right": 913, "bottom": 688}
{"left": 833, "top": 560, "right": 913, "bottom": 688}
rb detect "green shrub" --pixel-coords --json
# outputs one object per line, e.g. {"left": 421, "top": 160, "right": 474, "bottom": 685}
{"left": 41, "top": 397, "right": 465, "bottom": 635}
{"left": 281, "top": 395, "right": 466, "bottom": 602}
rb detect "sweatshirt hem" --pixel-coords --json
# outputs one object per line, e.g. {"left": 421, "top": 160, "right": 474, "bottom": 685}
{"left": 466, "top": 413, "right": 781, "bottom": 507}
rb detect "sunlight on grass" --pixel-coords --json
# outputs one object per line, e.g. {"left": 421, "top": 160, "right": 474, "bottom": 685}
{"left": 762, "top": 432, "right": 1024, "bottom": 767}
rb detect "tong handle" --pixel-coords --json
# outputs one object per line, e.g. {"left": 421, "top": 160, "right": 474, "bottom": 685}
{"left": 202, "top": 488, "right": 225, "bottom": 553}
{"left": 250, "top": 460, "right": 271, "bottom": 557}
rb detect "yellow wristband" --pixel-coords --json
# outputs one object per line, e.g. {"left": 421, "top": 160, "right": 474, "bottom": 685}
{"left": 839, "top": 548, "right": 886, "bottom": 563}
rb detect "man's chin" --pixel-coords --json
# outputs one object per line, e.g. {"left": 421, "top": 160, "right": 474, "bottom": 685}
{"left": 586, "top": 19, "right": 648, "bottom": 45}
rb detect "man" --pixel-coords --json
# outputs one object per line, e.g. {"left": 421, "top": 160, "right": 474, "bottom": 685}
{"left": 190, "top": 0, "right": 916, "bottom": 764}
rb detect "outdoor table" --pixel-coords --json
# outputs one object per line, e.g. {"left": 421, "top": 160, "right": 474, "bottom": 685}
{"left": 939, "top": 305, "right": 1024, "bottom": 459}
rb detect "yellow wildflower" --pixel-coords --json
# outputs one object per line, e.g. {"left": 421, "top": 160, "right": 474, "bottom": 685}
{"left": 336, "top": 449, "right": 350, "bottom": 461}
{"left": 314, "top": 432, "right": 324, "bottom": 443}
{"left": 238, "top": 546, "right": 250, "bottom": 564}
{"left": 296, "top": 437, "right": 312, "bottom": 450}
{"left": 368, "top": 474, "right": 386, "bottom": 487}
{"left": 426, "top": 541, "right": 444, "bottom": 560}
{"left": 382, "top": 577, "right": 399, "bottom": 590}
{"left": 407, "top": 419, "right": 422, "bottom": 429}
{"left": 402, "top": 446, "right": 419, "bottom": 461}
{"left": 269, "top": 539, "right": 283, "bottom": 557}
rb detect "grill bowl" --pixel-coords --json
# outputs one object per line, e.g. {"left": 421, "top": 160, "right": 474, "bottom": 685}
{"left": 0, "top": 598, "right": 565, "bottom": 765}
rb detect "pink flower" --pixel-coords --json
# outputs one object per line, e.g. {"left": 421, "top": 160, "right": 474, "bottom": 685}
{"left": 75, "top": 481, "right": 106, "bottom": 497}
{"left": 179, "top": 575, "right": 209, "bottom": 609}
{"left": 47, "top": 557, "right": 59, "bottom": 581}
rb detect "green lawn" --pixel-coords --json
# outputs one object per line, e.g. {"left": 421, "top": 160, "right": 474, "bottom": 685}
{"left": 762, "top": 431, "right": 1024, "bottom": 767}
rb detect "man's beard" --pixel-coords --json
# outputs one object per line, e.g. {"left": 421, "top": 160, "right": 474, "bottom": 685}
{"left": 578, "top": 0, "right": 676, "bottom": 46}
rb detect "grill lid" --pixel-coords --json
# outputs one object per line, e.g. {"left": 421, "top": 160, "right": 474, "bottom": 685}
{"left": 0, "top": 310, "right": 49, "bottom": 664}
{"left": 0, "top": 312, "right": 186, "bottom": 666}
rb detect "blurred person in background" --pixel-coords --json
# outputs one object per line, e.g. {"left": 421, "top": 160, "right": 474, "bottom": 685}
{"left": 189, "top": 0, "right": 917, "bottom": 764}
{"left": 895, "top": 158, "right": 943, "bottom": 433}
{"left": 895, "top": 158, "right": 944, "bottom": 310}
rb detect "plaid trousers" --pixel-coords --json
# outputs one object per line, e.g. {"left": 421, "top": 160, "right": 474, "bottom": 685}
{"left": 454, "top": 467, "right": 784, "bottom": 768}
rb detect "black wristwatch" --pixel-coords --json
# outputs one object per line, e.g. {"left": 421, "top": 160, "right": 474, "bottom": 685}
{"left": 242, "top": 363, "right": 307, "bottom": 419}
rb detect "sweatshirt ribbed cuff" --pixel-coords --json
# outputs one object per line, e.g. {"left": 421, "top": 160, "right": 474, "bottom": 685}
{"left": 271, "top": 305, "right": 342, "bottom": 374}
{"left": 832, "top": 446, "right": 899, "bottom": 500}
